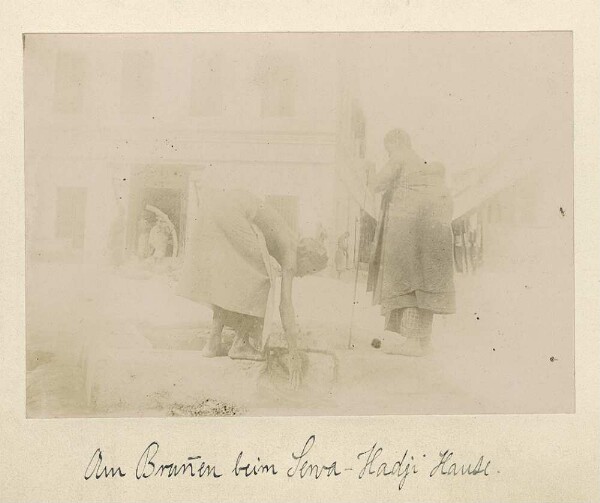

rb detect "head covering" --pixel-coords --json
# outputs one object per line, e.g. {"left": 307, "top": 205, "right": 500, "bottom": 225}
{"left": 384, "top": 128, "right": 412, "bottom": 150}
{"left": 297, "top": 237, "right": 328, "bottom": 274}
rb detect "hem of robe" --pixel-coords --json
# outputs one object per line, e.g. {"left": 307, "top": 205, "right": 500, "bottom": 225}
{"left": 175, "top": 289, "right": 269, "bottom": 319}
{"left": 380, "top": 290, "right": 455, "bottom": 316}
{"left": 175, "top": 190, "right": 272, "bottom": 320}
{"left": 384, "top": 307, "right": 434, "bottom": 337}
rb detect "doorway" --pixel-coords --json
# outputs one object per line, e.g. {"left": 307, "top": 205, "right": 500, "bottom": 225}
{"left": 127, "top": 165, "right": 190, "bottom": 258}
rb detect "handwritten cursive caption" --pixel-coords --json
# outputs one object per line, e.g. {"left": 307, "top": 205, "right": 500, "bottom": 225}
{"left": 84, "top": 436, "right": 493, "bottom": 491}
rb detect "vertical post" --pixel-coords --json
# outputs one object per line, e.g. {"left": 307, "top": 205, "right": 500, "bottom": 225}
{"left": 348, "top": 167, "right": 370, "bottom": 350}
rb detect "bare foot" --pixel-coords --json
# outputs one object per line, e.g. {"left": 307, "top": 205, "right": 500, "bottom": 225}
{"left": 382, "top": 337, "right": 426, "bottom": 357}
{"left": 228, "top": 336, "right": 265, "bottom": 361}
{"left": 202, "top": 337, "right": 223, "bottom": 358}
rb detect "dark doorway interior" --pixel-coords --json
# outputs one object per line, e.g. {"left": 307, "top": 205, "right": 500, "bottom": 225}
{"left": 127, "top": 166, "right": 189, "bottom": 258}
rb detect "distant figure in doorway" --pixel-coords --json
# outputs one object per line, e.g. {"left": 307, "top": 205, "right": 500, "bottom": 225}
{"left": 148, "top": 219, "right": 172, "bottom": 261}
{"left": 335, "top": 231, "right": 350, "bottom": 279}
{"left": 177, "top": 190, "right": 328, "bottom": 388}
{"left": 367, "top": 129, "right": 455, "bottom": 356}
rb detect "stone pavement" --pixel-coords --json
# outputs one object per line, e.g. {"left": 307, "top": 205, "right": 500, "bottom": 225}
{"left": 26, "top": 260, "right": 573, "bottom": 417}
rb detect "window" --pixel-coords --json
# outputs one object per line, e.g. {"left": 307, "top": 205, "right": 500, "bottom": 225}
{"left": 191, "top": 53, "right": 223, "bottom": 116}
{"left": 258, "top": 56, "right": 296, "bottom": 117}
{"left": 53, "top": 52, "right": 86, "bottom": 113}
{"left": 351, "top": 105, "right": 366, "bottom": 159}
{"left": 121, "top": 51, "right": 154, "bottom": 114}
{"left": 55, "top": 187, "right": 87, "bottom": 249}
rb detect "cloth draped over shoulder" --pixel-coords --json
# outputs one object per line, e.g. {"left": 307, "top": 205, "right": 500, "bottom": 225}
{"left": 367, "top": 155, "right": 456, "bottom": 318}
{"left": 176, "top": 190, "right": 274, "bottom": 319}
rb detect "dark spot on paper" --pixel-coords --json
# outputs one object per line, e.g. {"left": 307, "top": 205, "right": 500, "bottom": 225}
{"left": 559, "top": 207, "right": 565, "bottom": 217}
{"left": 550, "top": 356, "right": 557, "bottom": 362}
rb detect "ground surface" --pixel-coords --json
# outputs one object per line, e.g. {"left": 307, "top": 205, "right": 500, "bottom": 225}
{"left": 26, "top": 259, "right": 574, "bottom": 417}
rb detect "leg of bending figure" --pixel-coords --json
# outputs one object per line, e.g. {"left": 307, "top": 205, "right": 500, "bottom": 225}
{"left": 202, "top": 306, "right": 225, "bottom": 357}
{"left": 228, "top": 314, "right": 265, "bottom": 361}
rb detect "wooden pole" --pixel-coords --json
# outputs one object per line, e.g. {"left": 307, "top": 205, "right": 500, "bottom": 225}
{"left": 348, "top": 167, "right": 371, "bottom": 350}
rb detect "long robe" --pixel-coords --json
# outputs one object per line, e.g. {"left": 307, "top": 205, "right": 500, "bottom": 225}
{"left": 177, "top": 190, "right": 274, "bottom": 319}
{"left": 367, "top": 155, "right": 456, "bottom": 324}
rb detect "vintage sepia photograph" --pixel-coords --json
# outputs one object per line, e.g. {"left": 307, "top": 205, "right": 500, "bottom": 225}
{"left": 24, "top": 32, "right": 573, "bottom": 418}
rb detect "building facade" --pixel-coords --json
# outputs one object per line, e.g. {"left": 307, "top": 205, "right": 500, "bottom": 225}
{"left": 25, "top": 34, "right": 374, "bottom": 271}
{"left": 450, "top": 122, "right": 572, "bottom": 276}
